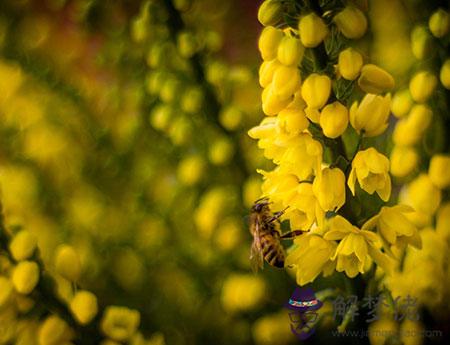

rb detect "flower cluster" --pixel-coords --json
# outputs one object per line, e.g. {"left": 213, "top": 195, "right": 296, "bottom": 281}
{"left": 250, "top": 0, "right": 412, "bottom": 287}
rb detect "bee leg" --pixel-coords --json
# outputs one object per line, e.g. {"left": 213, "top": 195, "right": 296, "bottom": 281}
{"left": 279, "top": 230, "right": 304, "bottom": 240}
{"left": 267, "top": 206, "right": 289, "bottom": 223}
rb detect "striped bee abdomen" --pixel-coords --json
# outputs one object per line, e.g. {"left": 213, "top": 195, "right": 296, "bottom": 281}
{"left": 260, "top": 232, "right": 285, "bottom": 268}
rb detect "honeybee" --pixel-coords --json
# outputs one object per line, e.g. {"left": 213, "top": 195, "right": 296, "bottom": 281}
{"left": 249, "top": 197, "right": 303, "bottom": 272}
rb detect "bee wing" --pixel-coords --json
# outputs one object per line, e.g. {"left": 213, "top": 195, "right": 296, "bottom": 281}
{"left": 250, "top": 221, "right": 264, "bottom": 272}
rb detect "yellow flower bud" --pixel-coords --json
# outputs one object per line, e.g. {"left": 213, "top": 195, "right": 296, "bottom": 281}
{"left": 261, "top": 83, "right": 292, "bottom": 116}
{"left": 177, "top": 31, "right": 198, "bottom": 58}
{"left": 429, "top": 154, "right": 450, "bottom": 189}
{"left": 38, "top": 315, "right": 73, "bottom": 345}
{"left": 305, "top": 106, "right": 320, "bottom": 123}
{"left": 257, "top": 0, "right": 283, "bottom": 27}
{"left": 173, "top": 0, "right": 192, "bottom": 12}
{"left": 160, "top": 77, "right": 182, "bottom": 104}
{"left": 334, "top": 6, "right": 367, "bottom": 39}
{"left": 348, "top": 148, "right": 391, "bottom": 201}
{"left": 298, "top": 13, "right": 328, "bottom": 48}
{"left": 181, "top": 86, "right": 203, "bottom": 114}
{"left": 437, "top": 202, "right": 450, "bottom": 240}
{"left": 429, "top": 8, "right": 450, "bottom": 38}
{"left": 319, "top": 101, "right": 349, "bottom": 138}
{"left": 0, "top": 276, "right": 14, "bottom": 307}
{"left": 177, "top": 154, "right": 205, "bottom": 186}
{"left": 258, "top": 59, "right": 281, "bottom": 87}
{"left": 407, "top": 104, "right": 433, "bottom": 131}
{"left": 258, "top": 26, "right": 284, "bottom": 61}
{"left": 400, "top": 320, "right": 425, "bottom": 345}
{"left": 168, "top": 116, "right": 191, "bottom": 146}
{"left": 313, "top": 167, "right": 346, "bottom": 211}
{"left": 12, "top": 261, "right": 40, "bottom": 294}
{"left": 368, "top": 319, "right": 398, "bottom": 345}
{"left": 392, "top": 105, "right": 432, "bottom": 146}
{"left": 272, "top": 65, "right": 301, "bottom": 99}
{"left": 391, "top": 89, "right": 412, "bottom": 118}
{"left": 9, "top": 230, "right": 37, "bottom": 261}
{"left": 408, "top": 174, "right": 441, "bottom": 215}
{"left": 54, "top": 245, "right": 82, "bottom": 282}
{"left": 149, "top": 104, "right": 174, "bottom": 131}
{"left": 390, "top": 146, "right": 419, "bottom": 178}
{"left": 101, "top": 306, "right": 141, "bottom": 341}
{"left": 301, "top": 73, "right": 331, "bottom": 109}
{"left": 440, "top": 59, "right": 450, "bottom": 89}
{"left": 277, "top": 35, "right": 304, "bottom": 66}
{"left": 349, "top": 93, "right": 391, "bottom": 137}
{"left": 70, "top": 291, "right": 98, "bottom": 325}
{"left": 358, "top": 64, "right": 395, "bottom": 94}
{"left": 411, "top": 25, "right": 434, "bottom": 60}
{"left": 219, "top": 106, "right": 243, "bottom": 130}
{"left": 208, "top": 137, "right": 234, "bottom": 165}
{"left": 338, "top": 48, "right": 363, "bottom": 80}
{"left": 409, "top": 71, "right": 437, "bottom": 103}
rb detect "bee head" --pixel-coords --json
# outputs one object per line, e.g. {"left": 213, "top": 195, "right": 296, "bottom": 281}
{"left": 252, "top": 198, "right": 269, "bottom": 212}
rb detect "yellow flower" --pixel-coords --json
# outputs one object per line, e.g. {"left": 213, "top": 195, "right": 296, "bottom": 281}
{"left": 278, "top": 133, "right": 323, "bottom": 179}
{"left": 298, "top": 13, "right": 328, "bottom": 48}
{"left": 409, "top": 71, "right": 437, "bottom": 103}
{"left": 277, "top": 35, "right": 304, "bottom": 66}
{"left": 55, "top": 244, "right": 82, "bottom": 282}
{"left": 258, "top": 26, "right": 284, "bottom": 61}
{"left": 428, "top": 154, "right": 450, "bottom": 189}
{"left": 221, "top": 274, "right": 266, "bottom": 313}
{"left": 70, "top": 291, "right": 99, "bottom": 325}
{"left": 9, "top": 230, "right": 37, "bottom": 261}
{"left": 324, "top": 216, "right": 394, "bottom": 277}
{"left": 286, "top": 182, "right": 325, "bottom": 230}
{"left": 301, "top": 73, "right": 331, "bottom": 109}
{"left": 286, "top": 234, "right": 337, "bottom": 285}
{"left": 313, "top": 167, "right": 346, "bottom": 211}
{"left": 363, "top": 205, "right": 421, "bottom": 254}
{"left": 429, "top": 8, "right": 450, "bottom": 38}
{"left": 411, "top": 25, "right": 434, "bottom": 60}
{"left": 257, "top": 0, "right": 283, "bottom": 27}
{"left": 348, "top": 148, "right": 391, "bottom": 201}
{"left": 358, "top": 64, "right": 395, "bottom": 94}
{"left": 252, "top": 311, "right": 295, "bottom": 345}
{"left": 319, "top": 101, "right": 349, "bottom": 138}
{"left": 408, "top": 174, "right": 442, "bottom": 215}
{"left": 101, "top": 306, "right": 141, "bottom": 341}
{"left": 277, "top": 103, "right": 309, "bottom": 138}
{"left": 390, "top": 146, "right": 419, "bottom": 178}
{"left": 440, "top": 59, "right": 450, "bottom": 89}
{"left": 333, "top": 6, "right": 367, "bottom": 39}
{"left": 338, "top": 47, "right": 363, "bottom": 80}
{"left": 0, "top": 277, "right": 14, "bottom": 307}
{"left": 12, "top": 261, "right": 40, "bottom": 295}
{"left": 390, "top": 89, "right": 412, "bottom": 118}
{"left": 349, "top": 93, "right": 391, "bottom": 137}
{"left": 38, "top": 315, "right": 73, "bottom": 345}
{"left": 259, "top": 168, "right": 324, "bottom": 230}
